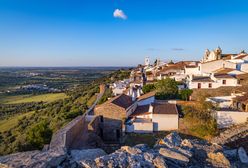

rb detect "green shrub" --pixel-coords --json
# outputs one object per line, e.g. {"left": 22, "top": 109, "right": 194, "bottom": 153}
{"left": 27, "top": 120, "right": 53, "bottom": 149}
{"left": 179, "top": 89, "right": 193, "bottom": 101}
{"left": 155, "top": 78, "right": 178, "bottom": 100}
{"left": 142, "top": 84, "right": 156, "bottom": 94}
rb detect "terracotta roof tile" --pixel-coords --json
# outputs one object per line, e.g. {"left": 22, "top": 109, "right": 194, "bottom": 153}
{"left": 109, "top": 94, "right": 134, "bottom": 109}
{"left": 130, "top": 105, "right": 150, "bottom": 117}
{"left": 214, "top": 73, "right": 235, "bottom": 79}
{"left": 192, "top": 76, "right": 214, "bottom": 82}
{"left": 138, "top": 91, "right": 156, "bottom": 101}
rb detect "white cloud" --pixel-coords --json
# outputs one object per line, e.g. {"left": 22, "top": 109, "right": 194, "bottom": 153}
{"left": 113, "top": 9, "right": 127, "bottom": 20}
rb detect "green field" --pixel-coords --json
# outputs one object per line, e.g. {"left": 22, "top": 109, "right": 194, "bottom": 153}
{"left": 0, "top": 111, "right": 35, "bottom": 132}
{"left": 0, "top": 93, "right": 68, "bottom": 104}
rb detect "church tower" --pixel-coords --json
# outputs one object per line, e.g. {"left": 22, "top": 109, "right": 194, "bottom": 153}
{"left": 145, "top": 56, "right": 150, "bottom": 66}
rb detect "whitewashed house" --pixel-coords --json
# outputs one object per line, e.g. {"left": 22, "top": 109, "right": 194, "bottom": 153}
{"left": 126, "top": 102, "right": 179, "bottom": 133}
{"left": 111, "top": 79, "right": 130, "bottom": 96}
{"left": 187, "top": 67, "right": 243, "bottom": 89}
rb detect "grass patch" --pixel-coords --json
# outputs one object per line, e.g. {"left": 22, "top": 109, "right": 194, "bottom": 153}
{"left": 0, "top": 111, "right": 35, "bottom": 132}
{"left": 87, "top": 95, "right": 97, "bottom": 107}
{"left": 0, "top": 93, "right": 68, "bottom": 104}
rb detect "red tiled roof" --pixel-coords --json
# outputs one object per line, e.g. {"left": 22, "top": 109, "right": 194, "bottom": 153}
{"left": 234, "top": 54, "right": 248, "bottom": 60}
{"left": 214, "top": 73, "right": 235, "bottom": 79}
{"left": 213, "top": 68, "right": 235, "bottom": 74}
{"left": 130, "top": 105, "right": 150, "bottom": 117}
{"left": 109, "top": 94, "right": 134, "bottom": 109}
{"left": 192, "top": 76, "right": 214, "bottom": 82}
{"left": 138, "top": 91, "right": 156, "bottom": 101}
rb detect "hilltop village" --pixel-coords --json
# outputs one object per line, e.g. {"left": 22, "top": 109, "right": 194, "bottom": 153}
{"left": 1, "top": 47, "right": 248, "bottom": 167}
{"left": 92, "top": 47, "right": 248, "bottom": 139}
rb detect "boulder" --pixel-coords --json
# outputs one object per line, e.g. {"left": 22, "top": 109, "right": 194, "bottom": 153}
{"left": 127, "top": 154, "right": 154, "bottom": 168}
{"left": 0, "top": 149, "right": 67, "bottom": 168}
{"left": 134, "top": 144, "right": 150, "bottom": 152}
{"left": 0, "top": 163, "right": 9, "bottom": 168}
{"left": 223, "top": 149, "right": 237, "bottom": 160}
{"left": 144, "top": 152, "right": 155, "bottom": 162}
{"left": 207, "top": 152, "right": 231, "bottom": 167}
{"left": 121, "top": 146, "right": 142, "bottom": 155}
{"left": 95, "top": 151, "right": 129, "bottom": 168}
{"left": 181, "top": 139, "right": 193, "bottom": 149}
{"left": 159, "top": 148, "right": 189, "bottom": 164}
{"left": 238, "top": 147, "right": 248, "bottom": 164}
{"left": 70, "top": 148, "right": 106, "bottom": 162}
{"left": 157, "top": 132, "right": 182, "bottom": 149}
{"left": 153, "top": 156, "right": 168, "bottom": 168}
{"left": 165, "top": 132, "right": 182, "bottom": 147}
{"left": 0, "top": 151, "right": 41, "bottom": 168}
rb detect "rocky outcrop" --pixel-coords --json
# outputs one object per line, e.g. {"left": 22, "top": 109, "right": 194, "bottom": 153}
{"left": 70, "top": 148, "right": 106, "bottom": 163}
{"left": 238, "top": 147, "right": 248, "bottom": 164}
{"left": 1, "top": 132, "right": 248, "bottom": 168}
{"left": 76, "top": 132, "right": 248, "bottom": 168}
{"left": 207, "top": 152, "right": 231, "bottom": 167}
{"left": 0, "top": 149, "right": 67, "bottom": 168}
{"left": 211, "top": 123, "right": 248, "bottom": 145}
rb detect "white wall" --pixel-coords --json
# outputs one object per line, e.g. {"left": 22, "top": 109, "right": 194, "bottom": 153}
{"left": 216, "top": 111, "right": 248, "bottom": 128}
{"left": 200, "top": 60, "right": 236, "bottom": 74}
{"left": 188, "top": 78, "right": 239, "bottom": 89}
{"left": 152, "top": 114, "right": 179, "bottom": 131}
{"left": 185, "top": 67, "right": 201, "bottom": 75}
{"left": 240, "top": 63, "right": 248, "bottom": 73}
{"left": 214, "top": 78, "right": 239, "bottom": 87}
{"left": 113, "top": 88, "right": 126, "bottom": 96}
{"left": 133, "top": 121, "right": 153, "bottom": 133}
{"left": 188, "top": 81, "right": 213, "bottom": 89}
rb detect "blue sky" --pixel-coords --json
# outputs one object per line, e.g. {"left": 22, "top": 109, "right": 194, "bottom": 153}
{"left": 0, "top": 0, "right": 248, "bottom": 66}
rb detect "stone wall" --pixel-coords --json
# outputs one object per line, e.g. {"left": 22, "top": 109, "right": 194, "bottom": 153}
{"left": 50, "top": 115, "right": 85, "bottom": 150}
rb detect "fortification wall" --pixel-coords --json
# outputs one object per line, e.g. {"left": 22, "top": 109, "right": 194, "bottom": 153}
{"left": 50, "top": 115, "right": 86, "bottom": 150}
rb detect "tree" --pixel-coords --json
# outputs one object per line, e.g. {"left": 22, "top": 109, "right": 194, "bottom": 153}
{"left": 155, "top": 78, "right": 178, "bottom": 100}
{"left": 179, "top": 89, "right": 193, "bottom": 101}
{"left": 142, "top": 84, "right": 155, "bottom": 94}
{"left": 27, "top": 120, "right": 53, "bottom": 149}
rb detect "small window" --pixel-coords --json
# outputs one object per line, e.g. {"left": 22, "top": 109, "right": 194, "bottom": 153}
{"left": 197, "top": 83, "right": 201, "bottom": 89}
{"left": 222, "top": 80, "right": 226, "bottom": 85}
{"left": 209, "top": 83, "right": 212, "bottom": 88}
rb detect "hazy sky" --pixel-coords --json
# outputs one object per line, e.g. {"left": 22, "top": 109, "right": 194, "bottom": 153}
{"left": 0, "top": 0, "right": 248, "bottom": 66}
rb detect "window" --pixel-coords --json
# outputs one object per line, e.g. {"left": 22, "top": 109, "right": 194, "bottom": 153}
{"left": 197, "top": 83, "right": 201, "bottom": 89}
{"left": 209, "top": 83, "right": 212, "bottom": 88}
{"left": 222, "top": 80, "right": 226, "bottom": 85}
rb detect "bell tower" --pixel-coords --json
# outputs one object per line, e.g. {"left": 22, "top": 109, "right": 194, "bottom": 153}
{"left": 145, "top": 56, "right": 150, "bottom": 66}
